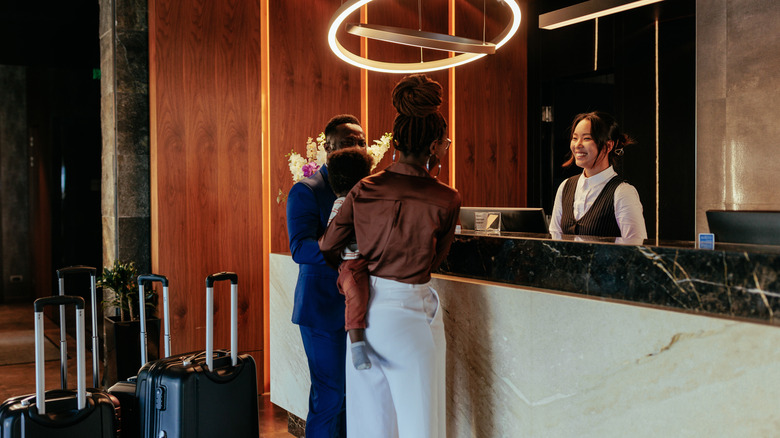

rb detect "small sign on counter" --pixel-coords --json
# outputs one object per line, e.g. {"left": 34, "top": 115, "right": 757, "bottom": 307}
{"left": 698, "top": 233, "right": 715, "bottom": 250}
{"left": 475, "top": 211, "right": 501, "bottom": 234}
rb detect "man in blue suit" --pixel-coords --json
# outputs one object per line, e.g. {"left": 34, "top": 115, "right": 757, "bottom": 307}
{"left": 287, "top": 114, "right": 366, "bottom": 438}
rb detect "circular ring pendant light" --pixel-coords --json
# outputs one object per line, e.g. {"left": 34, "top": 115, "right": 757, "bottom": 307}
{"left": 327, "top": 0, "right": 522, "bottom": 74}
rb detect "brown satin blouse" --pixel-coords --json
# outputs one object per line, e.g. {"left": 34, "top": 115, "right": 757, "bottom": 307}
{"left": 319, "top": 162, "right": 461, "bottom": 285}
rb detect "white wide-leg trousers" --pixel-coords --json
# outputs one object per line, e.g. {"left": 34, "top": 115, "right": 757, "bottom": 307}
{"left": 346, "top": 276, "right": 446, "bottom": 438}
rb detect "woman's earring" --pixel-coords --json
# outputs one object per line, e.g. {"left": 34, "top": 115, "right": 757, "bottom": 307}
{"left": 392, "top": 149, "right": 397, "bottom": 162}
{"left": 426, "top": 155, "right": 441, "bottom": 178}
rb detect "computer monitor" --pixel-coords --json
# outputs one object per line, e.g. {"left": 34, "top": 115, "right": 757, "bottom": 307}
{"left": 705, "top": 210, "right": 780, "bottom": 246}
{"left": 459, "top": 207, "right": 548, "bottom": 234}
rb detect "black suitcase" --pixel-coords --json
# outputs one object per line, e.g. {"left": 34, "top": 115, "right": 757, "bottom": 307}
{"left": 0, "top": 296, "right": 120, "bottom": 437}
{"left": 136, "top": 272, "right": 259, "bottom": 437}
{"left": 107, "top": 274, "right": 172, "bottom": 438}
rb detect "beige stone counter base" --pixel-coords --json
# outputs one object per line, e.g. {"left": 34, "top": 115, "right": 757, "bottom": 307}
{"left": 270, "top": 253, "right": 780, "bottom": 437}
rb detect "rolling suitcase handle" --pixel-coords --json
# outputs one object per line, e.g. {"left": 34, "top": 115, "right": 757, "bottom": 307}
{"left": 56, "top": 266, "right": 100, "bottom": 389}
{"left": 138, "top": 274, "right": 172, "bottom": 364}
{"left": 205, "top": 272, "right": 238, "bottom": 370}
{"left": 33, "top": 296, "right": 87, "bottom": 414}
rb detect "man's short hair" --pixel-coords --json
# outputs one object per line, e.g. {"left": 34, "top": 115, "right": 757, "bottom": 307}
{"left": 324, "top": 114, "right": 361, "bottom": 139}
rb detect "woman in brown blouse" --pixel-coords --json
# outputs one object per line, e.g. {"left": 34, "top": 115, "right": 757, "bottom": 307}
{"left": 320, "top": 73, "right": 461, "bottom": 438}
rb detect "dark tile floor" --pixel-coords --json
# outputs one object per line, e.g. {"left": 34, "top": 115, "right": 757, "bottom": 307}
{"left": 0, "top": 302, "right": 291, "bottom": 437}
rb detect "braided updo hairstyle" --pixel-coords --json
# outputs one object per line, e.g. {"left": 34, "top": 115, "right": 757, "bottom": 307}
{"left": 392, "top": 74, "right": 447, "bottom": 157}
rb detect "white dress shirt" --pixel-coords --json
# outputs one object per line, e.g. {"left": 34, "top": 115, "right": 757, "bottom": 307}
{"left": 549, "top": 166, "right": 647, "bottom": 240}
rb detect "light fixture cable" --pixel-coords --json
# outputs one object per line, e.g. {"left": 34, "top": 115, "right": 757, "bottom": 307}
{"left": 655, "top": 16, "right": 660, "bottom": 242}
{"left": 593, "top": 17, "right": 598, "bottom": 71}
{"left": 419, "top": 0, "right": 423, "bottom": 62}
{"left": 483, "top": 0, "right": 487, "bottom": 44}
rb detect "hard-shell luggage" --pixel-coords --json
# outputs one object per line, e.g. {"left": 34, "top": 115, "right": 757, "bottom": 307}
{"left": 135, "top": 272, "right": 259, "bottom": 437}
{"left": 0, "top": 296, "right": 120, "bottom": 437}
{"left": 107, "top": 274, "right": 172, "bottom": 438}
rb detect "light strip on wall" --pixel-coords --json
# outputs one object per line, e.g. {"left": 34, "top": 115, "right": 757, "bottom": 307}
{"left": 360, "top": 5, "right": 368, "bottom": 137}
{"left": 260, "top": 0, "right": 271, "bottom": 393}
{"left": 327, "top": 0, "right": 521, "bottom": 74}
{"left": 448, "top": 0, "right": 456, "bottom": 189}
{"left": 539, "top": 0, "right": 664, "bottom": 30}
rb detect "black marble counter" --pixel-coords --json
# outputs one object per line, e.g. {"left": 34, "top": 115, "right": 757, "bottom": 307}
{"left": 437, "top": 231, "right": 780, "bottom": 326}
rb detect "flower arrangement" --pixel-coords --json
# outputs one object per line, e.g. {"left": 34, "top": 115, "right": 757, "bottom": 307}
{"left": 367, "top": 132, "right": 393, "bottom": 171}
{"left": 278, "top": 132, "right": 393, "bottom": 203}
{"left": 288, "top": 133, "right": 329, "bottom": 183}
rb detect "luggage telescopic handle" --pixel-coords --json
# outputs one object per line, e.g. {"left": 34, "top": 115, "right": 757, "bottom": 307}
{"left": 34, "top": 295, "right": 85, "bottom": 312}
{"left": 56, "top": 266, "right": 97, "bottom": 278}
{"left": 206, "top": 272, "right": 238, "bottom": 287}
{"left": 205, "top": 272, "right": 238, "bottom": 371}
{"left": 56, "top": 266, "right": 100, "bottom": 389}
{"left": 137, "top": 274, "right": 172, "bottom": 364}
{"left": 138, "top": 274, "right": 168, "bottom": 287}
{"left": 34, "top": 296, "right": 87, "bottom": 414}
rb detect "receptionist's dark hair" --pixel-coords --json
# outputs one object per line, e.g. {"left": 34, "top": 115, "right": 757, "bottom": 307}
{"left": 563, "top": 111, "right": 636, "bottom": 169}
{"left": 391, "top": 74, "right": 447, "bottom": 157}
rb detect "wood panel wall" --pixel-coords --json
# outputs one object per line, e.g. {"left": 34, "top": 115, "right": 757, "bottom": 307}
{"left": 268, "top": 1, "right": 362, "bottom": 254}
{"left": 366, "top": 0, "right": 452, "bottom": 183}
{"left": 148, "top": 0, "right": 527, "bottom": 392}
{"left": 149, "top": 0, "right": 264, "bottom": 381}
{"left": 267, "top": 0, "right": 527, "bottom": 246}
{"left": 455, "top": 0, "right": 527, "bottom": 207}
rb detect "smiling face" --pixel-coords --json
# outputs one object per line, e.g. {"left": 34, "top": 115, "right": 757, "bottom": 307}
{"left": 570, "top": 119, "right": 612, "bottom": 177}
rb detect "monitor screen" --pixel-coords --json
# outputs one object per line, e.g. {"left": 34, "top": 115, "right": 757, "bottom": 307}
{"left": 459, "top": 207, "right": 548, "bottom": 234}
{"left": 706, "top": 210, "right": 780, "bottom": 246}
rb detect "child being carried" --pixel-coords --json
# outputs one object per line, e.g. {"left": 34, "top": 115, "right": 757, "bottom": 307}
{"left": 326, "top": 147, "right": 373, "bottom": 370}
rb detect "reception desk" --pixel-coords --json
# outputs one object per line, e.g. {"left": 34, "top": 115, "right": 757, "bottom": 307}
{"left": 442, "top": 231, "right": 780, "bottom": 325}
{"left": 270, "top": 233, "right": 780, "bottom": 437}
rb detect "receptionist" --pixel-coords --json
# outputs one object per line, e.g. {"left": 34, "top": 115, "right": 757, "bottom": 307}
{"left": 549, "top": 111, "right": 647, "bottom": 240}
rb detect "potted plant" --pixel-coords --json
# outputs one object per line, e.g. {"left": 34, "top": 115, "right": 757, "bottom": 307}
{"left": 99, "top": 260, "right": 160, "bottom": 386}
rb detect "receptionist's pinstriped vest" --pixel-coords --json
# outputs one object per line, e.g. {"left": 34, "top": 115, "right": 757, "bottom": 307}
{"left": 560, "top": 174, "right": 623, "bottom": 237}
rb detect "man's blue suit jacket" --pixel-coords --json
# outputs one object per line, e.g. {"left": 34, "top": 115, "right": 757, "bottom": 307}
{"left": 287, "top": 165, "right": 345, "bottom": 331}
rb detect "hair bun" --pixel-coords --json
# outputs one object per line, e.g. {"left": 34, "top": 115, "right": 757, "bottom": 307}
{"left": 392, "top": 74, "right": 443, "bottom": 118}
